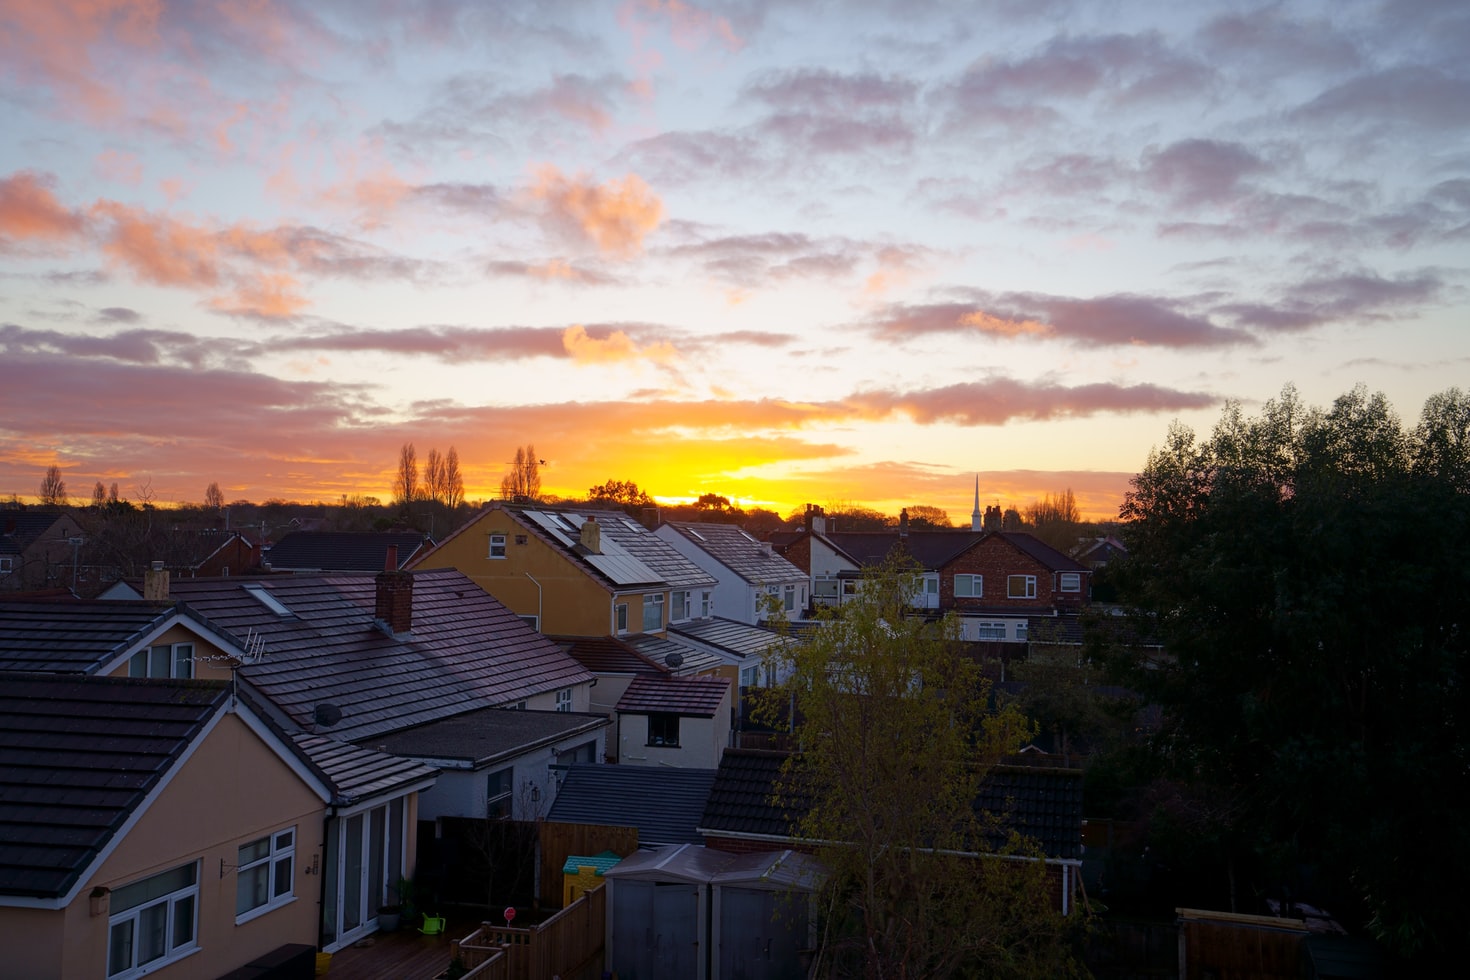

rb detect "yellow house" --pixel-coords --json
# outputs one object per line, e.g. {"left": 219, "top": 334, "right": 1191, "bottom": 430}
{"left": 409, "top": 503, "right": 719, "bottom": 641}
{"left": 0, "top": 672, "right": 437, "bottom": 978}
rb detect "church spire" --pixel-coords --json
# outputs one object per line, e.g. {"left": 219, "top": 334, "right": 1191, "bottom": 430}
{"left": 971, "top": 474, "right": 981, "bottom": 531}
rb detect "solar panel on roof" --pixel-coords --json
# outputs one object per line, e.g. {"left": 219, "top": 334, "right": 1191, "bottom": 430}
{"left": 525, "top": 510, "right": 577, "bottom": 547}
{"left": 585, "top": 554, "right": 661, "bottom": 585}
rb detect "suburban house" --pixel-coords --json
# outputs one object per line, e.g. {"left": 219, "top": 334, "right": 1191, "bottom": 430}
{"left": 0, "top": 508, "right": 85, "bottom": 591}
{"left": 614, "top": 673, "right": 734, "bottom": 769}
{"left": 697, "top": 748, "right": 1085, "bottom": 914}
{"left": 654, "top": 520, "right": 809, "bottom": 623}
{"left": 0, "top": 672, "right": 437, "bottom": 977}
{"left": 262, "top": 530, "right": 430, "bottom": 573}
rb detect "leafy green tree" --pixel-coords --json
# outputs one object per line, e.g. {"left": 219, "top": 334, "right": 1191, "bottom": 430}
{"left": 760, "top": 561, "right": 1085, "bottom": 979}
{"left": 1111, "top": 384, "right": 1470, "bottom": 963}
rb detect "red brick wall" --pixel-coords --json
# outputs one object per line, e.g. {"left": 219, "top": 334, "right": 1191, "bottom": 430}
{"left": 940, "top": 536, "right": 1085, "bottom": 612}
{"left": 778, "top": 534, "right": 812, "bottom": 574}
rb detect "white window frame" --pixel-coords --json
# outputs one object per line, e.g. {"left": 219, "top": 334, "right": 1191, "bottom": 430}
{"left": 1018, "top": 620, "right": 1029, "bottom": 642}
{"left": 954, "top": 574, "right": 983, "bottom": 598}
{"left": 235, "top": 826, "right": 296, "bottom": 923}
{"left": 975, "top": 621, "right": 1007, "bottom": 642}
{"left": 700, "top": 590, "right": 713, "bottom": 618}
{"left": 128, "top": 642, "right": 194, "bottom": 679}
{"left": 1059, "top": 572, "right": 1082, "bottom": 593}
{"left": 642, "top": 593, "right": 664, "bottom": 632}
{"left": 783, "top": 584, "right": 797, "bottom": 611}
{"left": 107, "top": 861, "right": 199, "bottom": 979}
{"left": 670, "top": 590, "right": 691, "bottom": 622}
{"left": 555, "top": 688, "right": 572, "bottom": 712}
{"left": 487, "top": 534, "right": 507, "bottom": 559}
{"left": 1008, "top": 574, "right": 1037, "bottom": 599}
{"left": 487, "top": 766, "right": 514, "bottom": 819}
{"left": 0, "top": 556, "right": 12, "bottom": 574}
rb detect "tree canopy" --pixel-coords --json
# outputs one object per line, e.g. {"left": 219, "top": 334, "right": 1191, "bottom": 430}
{"left": 1110, "top": 384, "right": 1470, "bottom": 963}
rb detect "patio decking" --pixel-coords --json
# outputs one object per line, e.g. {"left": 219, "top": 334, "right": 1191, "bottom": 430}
{"left": 321, "top": 918, "right": 461, "bottom": 980}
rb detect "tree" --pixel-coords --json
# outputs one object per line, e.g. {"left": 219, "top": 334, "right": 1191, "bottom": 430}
{"left": 692, "top": 491, "right": 731, "bottom": 512}
{"left": 759, "top": 561, "right": 1084, "bottom": 978}
{"left": 38, "top": 465, "right": 67, "bottom": 507}
{"left": 588, "top": 479, "right": 654, "bottom": 509}
{"left": 393, "top": 443, "right": 418, "bottom": 508}
{"left": 443, "top": 447, "right": 465, "bottom": 508}
{"left": 204, "top": 482, "right": 225, "bottom": 510}
{"left": 424, "top": 448, "right": 446, "bottom": 504}
{"left": 499, "top": 444, "right": 541, "bottom": 501}
{"left": 91, "top": 480, "right": 106, "bottom": 509}
{"left": 1111, "top": 385, "right": 1470, "bottom": 964}
{"left": 904, "top": 504, "right": 952, "bottom": 528}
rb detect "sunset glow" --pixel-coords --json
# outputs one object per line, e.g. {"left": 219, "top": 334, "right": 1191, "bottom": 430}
{"left": 2, "top": 1, "right": 1466, "bottom": 522}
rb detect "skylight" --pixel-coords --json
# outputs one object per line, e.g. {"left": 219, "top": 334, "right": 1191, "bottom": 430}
{"left": 242, "top": 583, "right": 292, "bottom": 616}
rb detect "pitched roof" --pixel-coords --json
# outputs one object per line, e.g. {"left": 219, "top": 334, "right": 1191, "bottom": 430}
{"left": 547, "top": 764, "right": 719, "bottom": 845}
{"left": 264, "top": 531, "right": 429, "bottom": 572}
{"left": 669, "top": 617, "right": 794, "bottom": 662}
{"left": 0, "top": 599, "right": 237, "bottom": 674}
{"left": 616, "top": 674, "right": 730, "bottom": 717}
{"left": 823, "top": 530, "right": 981, "bottom": 570}
{"left": 622, "top": 632, "right": 727, "bottom": 675}
{"left": 992, "top": 532, "right": 1088, "bottom": 572}
{"left": 550, "top": 635, "right": 667, "bottom": 676}
{"left": 370, "top": 707, "right": 609, "bottom": 769}
{"left": 165, "top": 570, "right": 593, "bottom": 741}
{"left": 661, "top": 521, "right": 807, "bottom": 585}
{"left": 698, "top": 750, "right": 1083, "bottom": 860}
{"left": 290, "top": 733, "right": 439, "bottom": 806}
{"left": 0, "top": 510, "right": 74, "bottom": 557}
{"left": 0, "top": 673, "right": 230, "bottom": 900}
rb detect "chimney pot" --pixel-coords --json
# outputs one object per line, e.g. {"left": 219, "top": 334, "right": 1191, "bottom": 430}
{"left": 384, "top": 544, "right": 399, "bottom": 571}
{"left": 375, "top": 568, "right": 413, "bottom": 635}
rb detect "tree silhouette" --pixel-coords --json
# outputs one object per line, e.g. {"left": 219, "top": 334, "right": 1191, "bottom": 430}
{"left": 38, "top": 465, "right": 67, "bottom": 507}
{"left": 394, "top": 443, "right": 418, "bottom": 507}
{"left": 499, "top": 445, "right": 541, "bottom": 501}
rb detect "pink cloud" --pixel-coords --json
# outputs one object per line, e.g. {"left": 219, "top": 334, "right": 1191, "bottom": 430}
{"left": 0, "top": 171, "right": 87, "bottom": 245}
{"left": 529, "top": 165, "right": 664, "bottom": 257}
{"left": 844, "top": 379, "right": 1219, "bottom": 426}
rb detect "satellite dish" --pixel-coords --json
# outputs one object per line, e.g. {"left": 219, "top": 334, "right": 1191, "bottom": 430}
{"left": 313, "top": 702, "right": 343, "bottom": 728}
{"left": 665, "top": 652, "right": 684, "bottom": 670}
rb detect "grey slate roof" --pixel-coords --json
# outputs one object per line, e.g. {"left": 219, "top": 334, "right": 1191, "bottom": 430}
{"left": 824, "top": 530, "right": 980, "bottom": 570}
{"left": 166, "top": 570, "right": 593, "bottom": 742}
{"left": 550, "top": 635, "right": 667, "bottom": 676}
{"left": 623, "top": 632, "right": 726, "bottom": 675}
{"left": 547, "top": 764, "right": 718, "bottom": 845}
{"left": 290, "top": 733, "right": 439, "bottom": 806}
{"left": 661, "top": 521, "right": 806, "bottom": 585}
{"left": 669, "top": 617, "right": 794, "bottom": 662}
{"left": 995, "top": 532, "right": 1089, "bottom": 572}
{"left": 0, "top": 510, "right": 72, "bottom": 558}
{"left": 699, "top": 749, "right": 1083, "bottom": 860}
{"left": 370, "top": 708, "right": 609, "bottom": 769}
{"left": 265, "top": 531, "right": 429, "bottom": 572}
{"left": 0, "top": 600, "right": 201, "bottom": 673}
{"left": 0, "top": 672, "right": 230, "bottom": 900}
{"left": 616, "top": 674, "right": 730, "bottom": 717}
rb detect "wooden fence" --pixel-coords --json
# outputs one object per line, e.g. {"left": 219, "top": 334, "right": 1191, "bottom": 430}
{"left": 538, "top": 821, "right": 637, "bottom": 906}
{"left": 453, "top": 883, "right": 606, "bottom": 980}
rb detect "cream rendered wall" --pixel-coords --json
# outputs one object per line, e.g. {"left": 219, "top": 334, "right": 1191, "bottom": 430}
{"left": 48, "top": 712, "right": 327, "bottom": 980}
{"left": 102, "top": 622, "right": 237, "bottom": 682}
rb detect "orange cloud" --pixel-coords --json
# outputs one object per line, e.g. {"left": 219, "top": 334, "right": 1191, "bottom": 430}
{"left": 0, "top": 0, "right": 162, "bottom": 118}
{"left": 530, "top": 164, "right": 663, "bottom": 257}
{"left": 94, "top": 149, "right": 144, "bottom": 185}
{"left": 91, "top": 201, "right": 222, "bottom": 286}
{"left": 209, "top": 272, "right": 310, "bottom": 319}
{"left": 0, "top": 171, "right": 87, "bottom": 243}
{"left": 562, "top": 324, "right": 678, "bottom": 365}
{"left": 957, "top": 309, "right": 1055, "bottom": 337}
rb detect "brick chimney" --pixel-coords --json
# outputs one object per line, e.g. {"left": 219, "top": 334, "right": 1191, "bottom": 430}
{"left": 579, "top": 516, "right": 601, "bottom": 554}
{"left": 143, "top": 561, "right": 170, "bottom": 602}
{"left": 375, "top": 545, "right": 412, "bottom": 635}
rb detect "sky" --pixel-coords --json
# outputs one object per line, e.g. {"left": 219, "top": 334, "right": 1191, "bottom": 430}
{"left": 1, "top": 0, "right": 1467, "bottom": 522}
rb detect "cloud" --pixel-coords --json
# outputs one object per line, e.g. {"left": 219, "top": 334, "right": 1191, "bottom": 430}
{"left": 96, "top": 306, "right": 140, "bottom": 323}
{"left": 0, "top": 171, "right": 87, "bottom": 246}
{"left": 868, "top": 291, "right": 1252, "bottom": 349}
{"left": 1296, "top": 66, "right": 1470, "bottom": 128}
{"left": 528, "top": 165, "right": 664, "bottom": 257}
{"left": 563, "top": 323, "right": 678, "bottom": 365}
{"left": 742, "top": 68, "right": 919, "bottom": 157}
{"left": 843, "top": 378, "right": 1219, "bottom": 426}
{"left": 1143, "top": 139, "right": 1268, "bottom": 207}
{"left": 484, "top": 258, "right": 619, "bottom": 287}
{"left": 663, "top": 232, "right": 870, "bottom": 287}
{"left": 1218, "top": 270, "right": 1444, "bottom": 332}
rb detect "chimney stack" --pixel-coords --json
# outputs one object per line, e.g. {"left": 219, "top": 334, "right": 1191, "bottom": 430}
{"left": 143, "top": 561, "right": 170, "bottom": 603}
{"left": 580, "top": 516, "right": 602, "bottom": 554}
{"left": 375, "top": 553, "right": 413, "bottom": 635}
{"left": 804, "top": 504, "right": 826, "bottom": 536}
{"left": 899, "top": 508, "right": 910, "bottom": 538}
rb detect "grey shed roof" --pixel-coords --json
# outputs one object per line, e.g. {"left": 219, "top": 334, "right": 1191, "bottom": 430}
{"left": 0, "top": 673, "right": 229, "bottom": 900}
{"left": 370, "top": 708, "right": 609, "bottom": 769}
{"left": 547, "top": 764, "right": 718, "bottom": 845}
{"left": 265, "top": 531, "right": 429, "bottom": 572}
{"left": 661, "top": 521, "right": 807, "bottom": 585}
{"left": 166, "top": 569, "right": 593, "bottom": 742}
{"left": 670, "top": 617, "right": 794, "bottom": 662}
{"left": 0, "top": 600, "right": 189, "bottom": 673}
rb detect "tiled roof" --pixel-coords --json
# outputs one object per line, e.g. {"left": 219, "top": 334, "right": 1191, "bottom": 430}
{"left": 995, "top": 532, "right": 1088, "bottom": 572}
{"left": 166, "top": 570, "right": 593, "bottom": 742}
{"left": 0, "top": 510, "right": 71, "bottom": 556}
{"left": 290, "top": 733, "right": 439, "bottom": 806}
{"left": 550, "top": 635, "right": 667, "bottom": 675}
{"left": 370, "top": 708, "right": 609, "bottom": 768}
{"left": 264, "top": 531, "right": 428, "bottom": 572}
{"left": 661, "top": 522, "right": 807, "bottom": 585}
{"left": 699, "top": 750, "right": 1083, "bottom": 860}
{"left": 669, "top": 617, "right": 794, "bottom": 662}
{"left": 622, "top": 632, "right": 726, "bottom": 675}
{"left": 0, "top": 599, "right": 228, "bottom": 673}
{"left": 0, "top": 673, "right": 229, "bottom": 900}
{"left": 616, "top": 674, "right": 730, "bottom": 717}
{"left": 547, "top": 764, "right": 718, "bottom": 845}
{"left": 824, "top": 530, "right": 981, "bottom": 570}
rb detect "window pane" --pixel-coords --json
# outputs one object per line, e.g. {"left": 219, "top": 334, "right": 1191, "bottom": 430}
{"left": 275, "top": 829, "right": 293, "bottom": 850}
{"left": 273, "top": 856, "right": 294, "bottom": 899}
{"left": 128, "top": 652, "right": 146, "bottom": 678}
{"left": 139, "top": 902, "right": 168, "bottom": 964}
{"left": 149, "top": 646, "right": 170, "bottom": 677}
{"left": 108, "top": 921, "right": 134, "bottom": 976}
{"left": 173, "top": 644, "right": 193, "bottom": 678}
{"left": 239, "top": 837, "right": 270, "bottom": 864}
{"left": 172, "top": 894, "right": 195, "bottom": 948}
{"left": 237, "top": 865, "right": 269, "bottom": 915}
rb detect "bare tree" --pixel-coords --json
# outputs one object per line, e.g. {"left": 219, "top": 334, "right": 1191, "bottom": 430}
{"left": 109, "top": 482, "right": 120, "bottom": 504}
{"left": 444, "top": 447, "right": 465, "bottom": 508}
{"left": 424, "top": 448, "right": 446, "bottom": 504}
{"left": 393, "top": 443, "right": 418, "bottom": 507}
{"left": 92, "top": 480, "right": 107, "bottom": 509}
{"left": 38, "top": 465, "right": 67, "bottom": 507}
{"left": 499, "top": 444, "right": 541, "bottom": 501}
{"left": 204, "top": 482, "right": 225, "bottom": 510}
